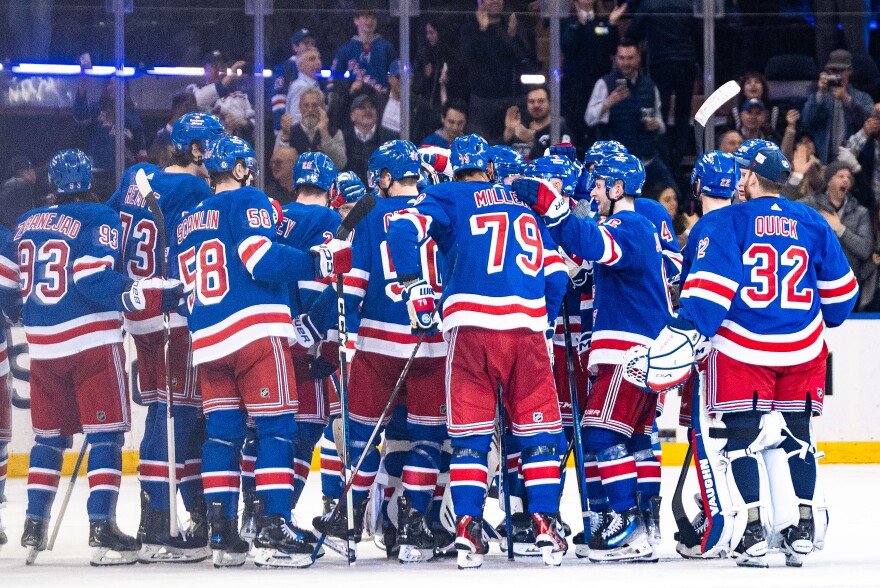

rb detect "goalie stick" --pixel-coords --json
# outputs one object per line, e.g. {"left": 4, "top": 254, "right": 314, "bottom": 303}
{"left": 135, "top": 167, "right": 179, "bottom": 538}
{"left": 331, "top": 190, "right": 377, "bottom": 564}
{"left": 694, "top": 80, "right": 740, "bottom": 156}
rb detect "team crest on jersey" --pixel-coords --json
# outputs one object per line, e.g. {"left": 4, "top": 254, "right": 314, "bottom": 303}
{"left": 817, "top": 387, "right": 824, "bottom": 399}
{"left": 532, "top": 411, "right": 543, "bottom": 423}
{"left": 260, "top": 387, "right": 270, "bottom": 398}
{"left": 440, "top": 404, "right": 446, "bottom": 415}
{"left": 97, "top": 411, "right": 106, "bottom": 422}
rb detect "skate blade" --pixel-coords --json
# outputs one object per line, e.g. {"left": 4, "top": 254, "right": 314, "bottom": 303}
{"left": 456, "top": 549, "right": 483, "bottom": 569}
{"left": 587, "top": 541, "right": 653, "bottom": 563}
{"left": 25, "top": 546, "right": 42, "bottom": 565}
{"left": 540, "top": 545, "right": 563, "bottom": 567}
{"left": 138, "top": 544, "right": 209, "bottom": 564}
{"left": 574, "top": 543, "right": 590, "bottom": 559}
{"left": 398, "top": 544, "right": 434, "bottom": 563}
{"left": 785, "top": 551, "right": 804, "bottom": 568}
{"left": 733, "top": 553, "right": 769, "bottom": 568}
{"left": 253, "top": 548, "right": 315, "bottom": 568}
{"left": 90, "top": 547, "right": 139, "bottom": 566}
{"left": 211, "top": 548, "right": 248, "bottom": 568}
{"left": 322, "top": 536, "right": 357, "bottom": 561}
{"left": 500, "top": 538, "right": 543, "bottom": 558}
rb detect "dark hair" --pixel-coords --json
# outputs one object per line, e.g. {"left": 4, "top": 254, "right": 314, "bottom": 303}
{"left": 617, "top": 38, "right": 640, "bottom": 52}
{"left": 527, "top": 85, "right": 550, "bottom": 100}
{"left": 170, "top": 140, "right": 201, "bottom": 167}
{"left": 442, "top": 101, "right": 467, "bottom": 118}
{"left": 795, "top": 130, "right": 815, "bottom": 146}
{"left": 738, "top": 72, "right": 770, "bottom": 105}
{"left": 755, "top": 174, "right": 786, "bottom": 194}
{"left": 296, "top": 183, "right": 328, "bottom": 200}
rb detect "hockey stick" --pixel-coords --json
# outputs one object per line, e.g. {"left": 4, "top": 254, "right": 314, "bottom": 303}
{"left": 561, "top": 299, "right": 590, "bottom": 528}
{"left": 135, "top": 167, "right": 179, "bottom": 538}
{"left": 331, "top": 190, "right": 377, "bottom": 565}
{"left": 47, "top": 439, "right": 88, "bottom": 550}
{"left": 693, "top": 80, "right": 740, "bottom": 156}
{"left": 672, "top": 370, "right": 702, "bottom": 550}
{"left": 496, "top": 382, "right": 515, "bottom": 561}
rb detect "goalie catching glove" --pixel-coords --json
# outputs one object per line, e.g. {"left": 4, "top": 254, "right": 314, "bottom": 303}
{"left": 121, "top": 278, "right": 183, "bottom": 313}
{"left": 310, "top": 238, "right": 353, "bottom": 278}
{"left": 511, "top": 177, "right": 570, "bottom": 227}
{"left": 400, "top": 277, "right": 439, "bottom": 334}
{"left": 623, "top": 314, "right": 710, "bottom": 394}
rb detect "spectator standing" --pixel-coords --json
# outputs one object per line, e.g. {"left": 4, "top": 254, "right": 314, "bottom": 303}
{"left": 148, "top": 92, "right": 199, "bottom": 167}
{"left": 503, "top": 85, "right": 571, "bottom": 161}
{"left": 842, "top": 103, "right": 880, "bottom": 210}
{"left": 781, "top": 110, "right": 825, "bottom": 199}
{"left": 277, "top": 87, "right": 348, "bottom": 171}
{"left": 286, "top": 47, "right": 323, "bottom": 126}
{"left": 379, "top": 60, "right": 403, "bottom": 140}
{"left": 0, "top": 156, "right": 37, "bottom": 230}
{"left": 738, "top": 99, "right": 781, "bottom": 143}
{"left": 271, "top": 28, "right": 318, "bottom": 132}
{"left": 717, "top": 129, "right": 745, "bottom": 154}
{"left": 460, "top": 0, "right": 535, "bottom": 142}
{"left": 627, "top": 0, "right": 698, "bottom": 169}
{"left": 343, "top": 94, "right": 388, "bottom": 182}
{"left": 265, "top": 146, "right": 299, "bottom": 204}
{"left": 330, "top": 8, "right": 398, "bottom": 94}
{"left": 413, "top": 19, "right": 468, "bottom": 110}
{"left": 561, "top": 0, "right": 625, "bottom": 150}
{"left": 187, "top": 50, "right": 247, "bottom": 112}
{"left": 801, "top": 49, "right": 873, "bottom": 164}
{"left": 585, "top": 39, "right": 675, "bottom": 193}
{"left": 799, "top": 162, "right": 873, "bottom": 293}
{"left": 814, "top": 0, "right": 868, "bottom": 67}
{"left": 729, "top": 72, "right": 779, "bottom": 135}
{"left": 421, "top": 101, "right": 468, "bottom": 148}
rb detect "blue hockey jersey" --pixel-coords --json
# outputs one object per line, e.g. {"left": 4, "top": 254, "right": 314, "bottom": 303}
{"left": 387, "top": 181, "right": 568, "bottom": 334}
{"left": 1, "top": 203, "right": 131, "bottom": 359}
{"left": 107, "top": 164, "right": 213, "bottom": 335}
{"left": 549, "top": 209, "right": 672, "bottom": 370}
{"left": 176, "top": 186, "right": 316, "bottom": 365}
{"left": 276, "top": 202, "right": 341, "bottom": 315}
{"left": 678, "top": 196, "right": 858, "bottom": 367}
{"left": 0, "top": 226, "right": 19, "bottom": 375}
{"left": 635, "top": 197, "right": 683, "bottom": 284}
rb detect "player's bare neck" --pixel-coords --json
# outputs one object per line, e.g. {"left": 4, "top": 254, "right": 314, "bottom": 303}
{"left": 297, "top": 193, "right": 328, "bottom": 207}
{"left": 213, "top": 179, "right": 242, "bottom": 194}
{"left": 164, "top": 163, "right": 198, "bottom": 176}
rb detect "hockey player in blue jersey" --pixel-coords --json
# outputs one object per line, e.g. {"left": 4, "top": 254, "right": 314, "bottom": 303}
{"left": 176, "top": 136, "right": 351, "bottom": 568}
{"left": 0, "top": 224, "right": 21, "bottom": 552}
{"left": 305, "top": 140, "right": 450, "bottom": 563}
{"left": 107, "top": 111, "right": 224, "bottom": 563}
{"left": 386, "top": 134, "right": 570, "bottom": 568}
{"left": 643, "top": 147, "right": 858, "bottom": 567}
{"left": 6, "top": 149, "right": 181, "bottom": 565}
{"left": 488, "top": 144, "right": 526, "bottom": 185}
{"left": 513, "top": 152, "right": 672, "bottom": 563}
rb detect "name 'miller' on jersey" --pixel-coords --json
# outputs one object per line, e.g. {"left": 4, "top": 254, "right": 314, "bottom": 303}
{"left": 386, "top": 181, "right": 568, "bottom": 335}
{"left": 548, "top": 209, "right": 672, "bottom": 371}
{"left": 679, "top": 197, "right": 859, "bottom": 366}
{"left": 176, "top": 186, "right": 316, "bottom": 365}
{"left": 106, "top": 163, "right": 213, "bottom": 335}
{"left": 0, "top": 202, "right": 132, "bottom": 359}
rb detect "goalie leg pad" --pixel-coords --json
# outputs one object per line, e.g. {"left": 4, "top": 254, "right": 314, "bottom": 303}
{"left": 449, "top": 437, "right": 491, "bottom": 518}
{"left": 402, "top": 424, "right": 444, "bottom": 513}
{"left": 780, "top": 410, "right": 817, "bottom": 503}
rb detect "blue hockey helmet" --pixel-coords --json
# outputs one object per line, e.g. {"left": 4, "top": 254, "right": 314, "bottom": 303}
{"left": 524, "top": 155, "right": 579, "bottom": 196}
{"left": 732, "top": 138, "right": 779, "bottom": 167}
{"left": 691, "top": 151, "right": 739, "bottom": 199}
{"left": 204, "top": 136, "right": 258, "bottom": 175}
{"left": 48, "top": 148, "right": 92, "bottom": 193}
{"left": 170, "top": 112, "right": 225, "bottom": 153}
{"left": 591, "top": 153, "right": 645, "bottom": 196}
{"left": 332, "top": 170, "right": 366, "bottom": 208}
{"left": 488, "top": 145, "right": 526, "bottom": 182}
{"left": 583, "top": 140, "right": 627, "bottom": 166}
{"left": 450, "top": 134, "right": 490, "bottom": 174}
{"left": 294, "top": 152, "right": 338, "bottom": 191}
{"left": 367, "top": 140, "right": 421, "bottom": 188}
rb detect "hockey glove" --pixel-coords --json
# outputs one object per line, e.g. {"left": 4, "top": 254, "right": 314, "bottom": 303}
{"left": 292, "top": 313, "right": 322, "bottom": 349}
{"left": 420, "top": 150, "right": 450, "bottom": 174}
{"left": 562, "top": 250, "right": 593, "bottom": 289}
{"left": 310, "top": 238, "right": 353, "bottom": 278}
{"left": 511, "top": 177, "right": 570, "bottom": 227}
{"left": 401, "top": 279, "right": 439, "bottom": 334}
{"left": 336, "top": 173, "right": 366, "bottom": 206}
{"left": 268, "top": 197, "right": 284, "bottom": 228}
{"left": 121, "top": 278, "right": 183, "bottom": 313}
{"left": 635, "top": 315, "right": 709, "bottom": 394}
{"left": 549, "top": 142, "right": 578, "bottom": 164}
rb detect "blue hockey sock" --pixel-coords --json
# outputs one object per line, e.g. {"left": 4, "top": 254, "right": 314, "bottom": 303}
{"left": 26, "top": 436, "right": 71, "bottom": 520}
{"left": 585, "top": 428, "right": 637, "bottom": 513}
{"left": 292, "top": 421, "right": 323, "bottom": 508}
{"left": 240, "top": 429, "right": 257, "bottom": 496}
{"left": 178, "top": 407, "right": 206, "bottom": 513}
{"left": 253, "top": 415, "right": 297, "bottom": 518}
{"left": 428, "top": 443, "right": 451, "bottom": 527}
{"left": 349, "top": 420, "right": 382, "bottom": 506}
{"left": 582, "top": 451, "right": 609, "bottom": 512}
{"left": 519, "top": 434, "right": 561, "bottom": 515}
{"left": 319, "top": 420, "right": 342, "bottom": 500}
{"left": 628, "top": 432, "right": 661, "bottom": 507}
{"left": 449, "top": 435, "right": 491, "bottom": 518}
{"left": 202, "top": 410, "right": 246, "bottom": 518}
{"left": 402, "top": 422, "right": 445, "bottom": 513}
{"left": 86, "top": 432, "right": 124, "bottom": 522}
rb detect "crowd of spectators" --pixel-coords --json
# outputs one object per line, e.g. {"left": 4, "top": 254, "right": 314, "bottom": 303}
{"left": 6, "top": 1, "right": 880, "bottom": 310}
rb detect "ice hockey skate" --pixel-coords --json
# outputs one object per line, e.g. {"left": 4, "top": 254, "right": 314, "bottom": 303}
{"left": 532, "top": 512, "right": 568, "bottom": 566}
{"left": 88, "top": 519, "right": 140, "bottom": 566}
{"left": 454, "top": 515, "right": 488, "bottom": 569}
{"left": 137, "top": 492, "right": 208, "bottom": 564}
{"left": 573, "top": 510, "right": 605, "bottom": 558}
{"left": 497, "top": 512, "right": 541, "bottom": 557}
{"left": 731, "top": 514, "right": 769, "bottom": 568}
{"left": 252, "top": 515, "right": 314, "bottom": 568}
{"left": 587, "top": 506, "right": 652, "bottom": 563}
{"left": 21, "top": 516, "right": 48, "bottom": 565}
{"left": 396, "top": 495, "right": 435, "bottom": 563}
{"left": 208, "top": 501, "right": 249, "bottom": 568}
{"left": 781, "top": 508, "right": 815, "bottom": 568}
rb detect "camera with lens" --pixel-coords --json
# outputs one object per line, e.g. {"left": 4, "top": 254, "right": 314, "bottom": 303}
{"left": 826, "top": 73, "right": 843, "bottom": 88}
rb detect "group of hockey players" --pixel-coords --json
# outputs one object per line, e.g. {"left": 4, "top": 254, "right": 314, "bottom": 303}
{"left": 0, "top": 107, "right": 859, "bottom": 571}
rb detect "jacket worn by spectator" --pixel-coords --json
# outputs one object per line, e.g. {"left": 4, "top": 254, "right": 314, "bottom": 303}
{"left": 331, "top": 36, "right": 397, "bottom": 91}
{"left": 282, "top": 123, "right": 348, "bottom": 172}
{"left": 72, "top": 91, "right": 146, "bottom": 173}
{"left": 0, "top": 176, "right": 36, "bottom": 230}
{"left": 844, "top": 128, "right": 880, "bottom": 210}
{"left": 801, "top": 85, "right": 873, "bottom": 164}
{"left": 459, "top": 16, "right": 532, "bottom": 100}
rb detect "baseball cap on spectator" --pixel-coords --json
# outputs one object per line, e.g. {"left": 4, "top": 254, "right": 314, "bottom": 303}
{"left": 388, "top": 59, "right": 401, "bottom": 78}
{"left": 291, "top": 29, "right": 311, "bottom": 46}
{"left": 352, "top": 93, "right": 377, "bottom": 111}
{"left": 8, "top": 155, "right": 32, "bottom": 177}
{"left": 749, "top": 147, "right": 792, "bottom": 182}
{"left": 740, "top": 98, "right": 765, "bottom": 113}
{"left": 824, "top": 160, "right": 853, "bottom": 183}
{"left": 825, "top": 49, "right": 853, "bottom": 71}
{"left": 203, "top": 50, "right": 225, "bottom": 65}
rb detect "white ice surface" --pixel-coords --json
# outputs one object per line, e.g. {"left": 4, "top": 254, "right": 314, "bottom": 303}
{"left": 0, "top": 465, "right": 877, "bottom": 587}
